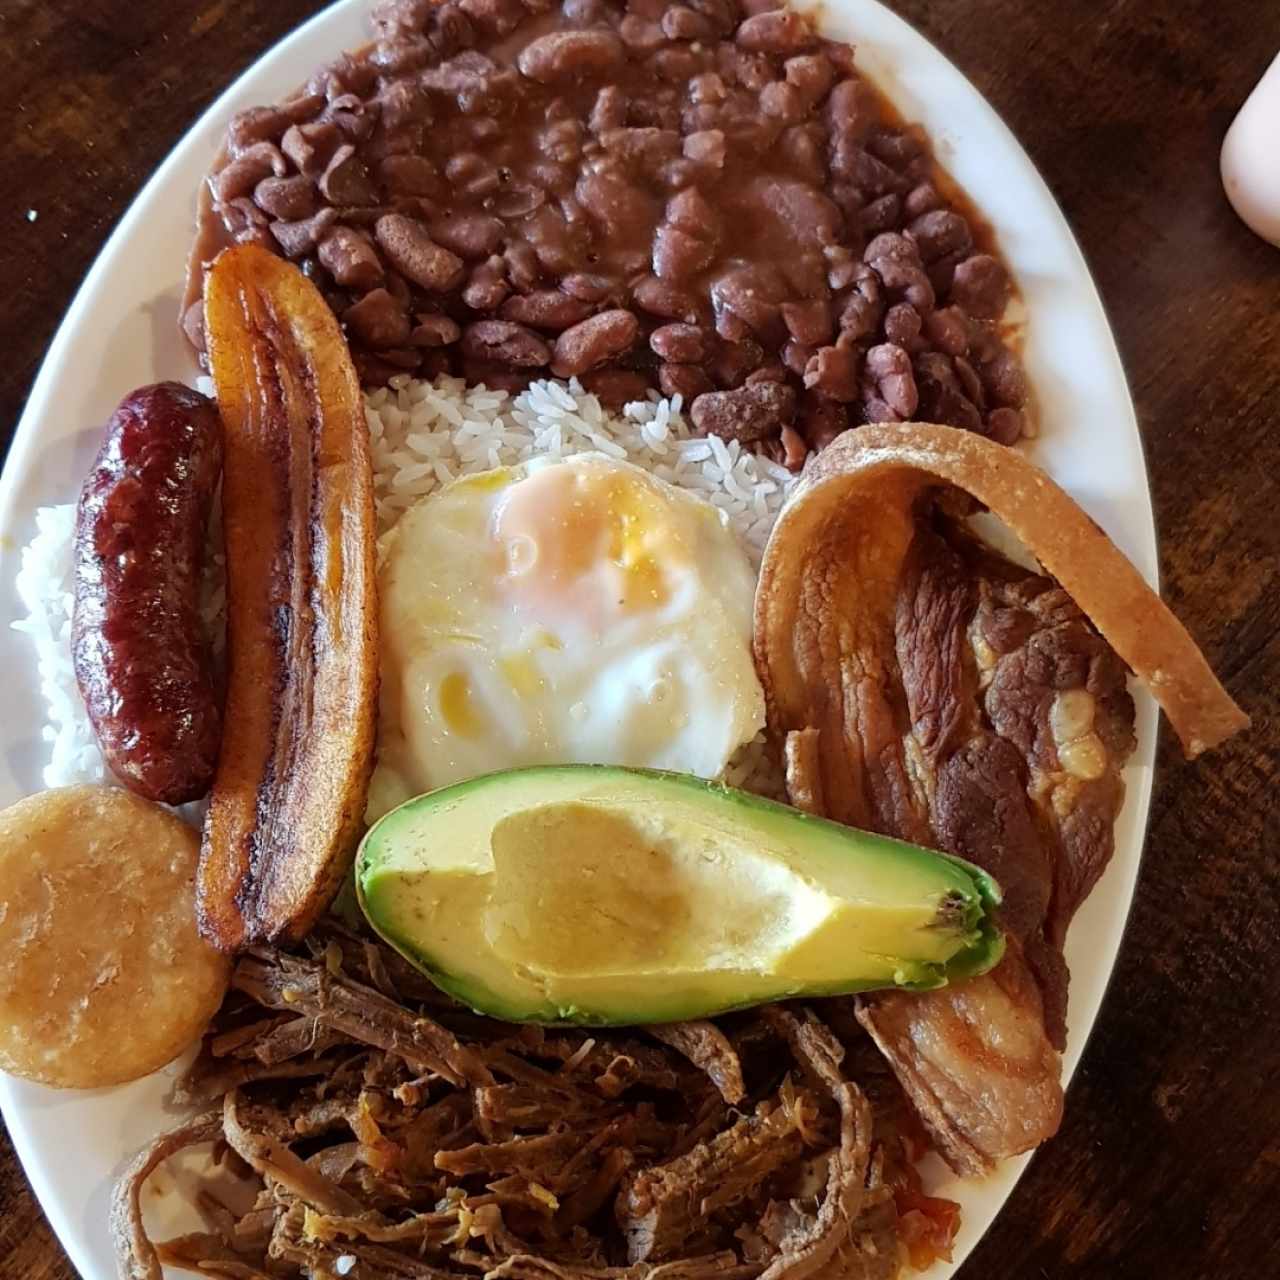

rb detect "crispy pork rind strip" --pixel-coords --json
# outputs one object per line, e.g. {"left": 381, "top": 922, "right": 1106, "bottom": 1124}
{"left": 199, "top": 243, "right": 378, "bottom": 952}
{"left": 755, "top": 423, "right": 1248, "bottom": 767}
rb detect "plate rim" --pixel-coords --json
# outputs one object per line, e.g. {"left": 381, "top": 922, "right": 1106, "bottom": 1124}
{"left": 0, "top": 1, "right": 1156, "bottom": 1276}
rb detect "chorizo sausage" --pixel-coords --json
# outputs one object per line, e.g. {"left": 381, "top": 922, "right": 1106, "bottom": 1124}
{"left": 72, "top": 382, "right": 223, "bottom": 804}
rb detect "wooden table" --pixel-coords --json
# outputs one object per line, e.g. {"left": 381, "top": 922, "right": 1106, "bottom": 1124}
{"left": 1, "top": 1, "right": 1277, "bottom": 1276}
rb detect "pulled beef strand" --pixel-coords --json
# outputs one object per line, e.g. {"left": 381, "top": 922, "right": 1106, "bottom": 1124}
{"left": 647, "top": 1022, "right": 746, "bottom": 1106}
{"left": 110, "top": 1110, "right": 225, "bottom": 1280}
{"left": 114, "top": 939, "right": 947, "bottom": 1280}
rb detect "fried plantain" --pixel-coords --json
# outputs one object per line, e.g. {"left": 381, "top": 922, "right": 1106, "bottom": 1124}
{"left": 200, "top": 244, "right": 378, "bottom": 951}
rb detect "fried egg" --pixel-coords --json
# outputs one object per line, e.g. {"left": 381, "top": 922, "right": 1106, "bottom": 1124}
{"left": 368, "top": 455, "right": 765, "bottom": 817}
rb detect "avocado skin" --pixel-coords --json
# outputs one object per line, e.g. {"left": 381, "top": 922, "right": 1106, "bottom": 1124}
{"left": 355, "top": 765, "right": 1005, "bottom": 1026}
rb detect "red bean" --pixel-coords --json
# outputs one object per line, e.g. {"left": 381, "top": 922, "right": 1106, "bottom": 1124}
{"left": 500, "top": 289, "right": 595, "bottom": 331}
{"left": 517, "top": 30, "right": 624, "bottom": 83}
{"left": 375, "top": 214, "right": 467, "bottom": 290}
{"left": 690, "top": 381, "right": 797, "bottom": 442}
{"left": 460, "top": 319, "right": 552, "bottom": 366}
{"left": 650, "top": 323, "right": 710, "bottom": 363}
{"left": 551, "top": 309, "right": 640, "bottom": 377}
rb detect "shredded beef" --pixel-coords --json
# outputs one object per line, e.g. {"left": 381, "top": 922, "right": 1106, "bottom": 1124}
{"left": 115, "top": 929, "right": 938, "bottom": 1280}
{"left": 617, "top": 1097, "right": 812, "bottom": 1261}
{"left": 648, "top": 1022, "right": 747, "bottom": 1105}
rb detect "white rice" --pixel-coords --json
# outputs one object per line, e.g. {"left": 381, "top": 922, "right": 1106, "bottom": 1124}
{"left": 365, "top": 373, "right": 794, "bottom": 558}
{"left": 12, "top": 375, "right": 798, "bottom": 793}
{"left": 11, "top": 505, "right": 107, "bottom": 789}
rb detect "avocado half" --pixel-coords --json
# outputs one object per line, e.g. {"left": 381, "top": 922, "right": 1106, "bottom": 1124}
{"left": 355, "top": 765, "right": 1004, "bottom": 1025}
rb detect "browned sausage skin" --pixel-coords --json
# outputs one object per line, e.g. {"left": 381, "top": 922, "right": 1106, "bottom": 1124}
{"left": 72, "top": 383, "right": 223, "bottom": 804}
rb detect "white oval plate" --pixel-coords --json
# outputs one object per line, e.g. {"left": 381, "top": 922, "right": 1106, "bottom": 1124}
{"left": 0, "top": 1, "right": 1156, "bottom": 1276}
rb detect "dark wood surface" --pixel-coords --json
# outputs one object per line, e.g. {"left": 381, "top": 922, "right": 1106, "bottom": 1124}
{"left": 1, "top": 1, "right": 1277, "bottom": 1276}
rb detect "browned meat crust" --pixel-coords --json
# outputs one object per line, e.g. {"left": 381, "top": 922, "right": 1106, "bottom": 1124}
{"left": 755, "top": 423, "right": 1246, "bottom": 1175}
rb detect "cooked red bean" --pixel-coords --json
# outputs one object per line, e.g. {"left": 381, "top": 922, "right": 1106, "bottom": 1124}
{"left": 865, "top": 231, "right": 936, "bottom": 313}
{"left": 582, "top": 368, "right": 652, "bottom": 409}
{"left": 254, "top": 174, "right": 319, "bottom": 221}
{"left": 619, "top": 15, "right": 665, "bottom": 52}
{"left": 864, "top": 342, "right": 919, "bottom": 419}
{"left": 860, "top": 193, "right": 902, "bottom": 235}
{"left": 230, "top": 97, "right": 323, "bottom": 150}
{"left": 746, "top": 362, "right": 788, "bottom": 385}
{"left": 271, "top": 208, "right": 340, "bottom": 258}
{"left": 736, "top": 10, "right": 817, "bottom": 55}
{"left": 663, "top": 6, "right": 715, "bottom": 40}
{"left": 909, "top": 209, "right": 973, "bottom": 262}
{"left": 978, "top": 347, "right": 1028, "bottom": 408}
{"left": 461, "top": 319, "right": 552, "bottom": 366}
{"left": 904, "top": 182, "right": 943, "bottom": 219}
{"left": 462, "top": 255, "right": 511, "bottom": 310}
{"left": 431, "top": 212, "right": 505, "bottom": 260}
{"left": 280, "top": 120, "right": 340, "bottom": 175}
{"left": 211, "top": 142, "right": 288, "bottom": 204}
{"left": 950, "top": 253, "right": 1011, "bottom": 319}
{"left": 500, "top": 289, "right": 595, "bottom": 331}
{"left": 711, "top": 337, "right": 765, "bottom": 388}
{"left": 781, "top": 298, "right": 833, "bottom": 347}
{"left": 518, "top": 30, "right": 624, "bottom": 82}
{"left": 319, "top": 143, "right": 379, "bottom": 204}
{"left": 73, "top": 383, "right": 223, "bottom": 805}
{"left": 826, "top": 77, "right": 877, "bottom": 140}
{"left": 914, "top": 351, "right": 984, "bottom": 433}
{"left": 986, "top": 406, "right": 1025, "bottom": 444}
{"left": 318, "top": 227, "right": 384, "bottom": 290}
{"left": 561, "top": 272, "right": 621, "bottom": 303}
{"left": 375, "top": 214, "right": 467, "bottom": 290}
{"left": 551, "top": 309, "right": 639, "bottom": 377}
{"left": 782, "top": 340, "right": 813, "bottom": 377}
{"left": 504, "top": 240, "right": 543, "bottom": 292}
{"left": 803, "top": 343, "right": 859, "bottom": 402}
{"left": 410, "top": 312, "right": 462, "bottom": 346}
{"left": 953, "top": 355, "right": 985, "bottom": 406}
{"left": 924, "top": 306, "right": 970, "bottom": 356}
{"left": 650, "top": 323, "right": 710, "bottom": 363}
{"left": 653, "top": 223, "right": 718, "bottom": 282}
{"left": 459, "top": 0, "right": 523, "bottom": 35}
{"left": 345, "top": 288, "right": 412, "bottom": 347}
{"left": 690, "top": 381, "right": 797, "bottom": 443}
{"left": 797, "top": 390, "right": 848, "bottom": 450}
{"left": 659, "top": 362, "right": 716, "bottom": 400}
{"left": 634, "top": 276, "right": 705, "bottom": 324}
{"left": 883, "top": 302, "right": 923, "bottom": 350}
{"left": 194, "top": 0, "right": 1029, "bottom": 459}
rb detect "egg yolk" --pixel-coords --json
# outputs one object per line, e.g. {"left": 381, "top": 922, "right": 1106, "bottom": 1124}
{"left": 493, "top": 464, "right": 685, "bottom": 628}
{"left": 438, "top": 671, "right": 485, "bottom": 738}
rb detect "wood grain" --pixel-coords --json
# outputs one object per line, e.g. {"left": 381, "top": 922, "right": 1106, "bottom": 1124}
{"left": 1, "top": 2, "right": 1277, "bottom": 1277}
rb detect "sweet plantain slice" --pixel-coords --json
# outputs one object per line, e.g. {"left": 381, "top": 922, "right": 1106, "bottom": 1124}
{"left": 200, "top": 243, "right": 377, "bottom": 951}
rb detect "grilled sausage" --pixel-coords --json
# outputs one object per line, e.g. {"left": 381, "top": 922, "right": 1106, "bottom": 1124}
{"left": 72, "top": 383, "right": 223, "bottom": 803}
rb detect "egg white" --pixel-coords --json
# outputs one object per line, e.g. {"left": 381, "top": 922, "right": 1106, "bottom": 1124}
{"left": 367, "top": 454, "right": 766, "bottom": 817}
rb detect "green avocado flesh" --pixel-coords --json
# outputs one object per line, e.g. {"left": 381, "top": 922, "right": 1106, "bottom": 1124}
{"left": 355, "top": 766, "right": 1004, "bottom": 1025}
